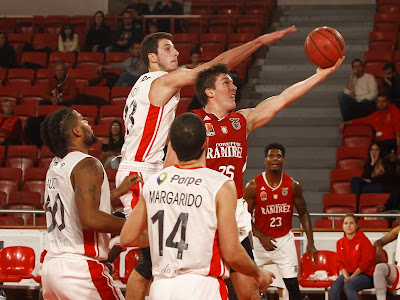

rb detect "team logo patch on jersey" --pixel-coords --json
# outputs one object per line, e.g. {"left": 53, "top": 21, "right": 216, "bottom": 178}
{"left": 273, "top": 194, "right": 278, "bottom": 199}
{"left": 52, "top": 162, "right": 66, "bottom": 171}
{"left": 260, "top": 191, "right": 267, "bottom": 201}
{"left": 355, "top": 244, "right": 359, "bottom": 251}
{"left": 205, "top": 123, "right": 215, "bottom": 136}
{"left": 282, "top": 188, "right": 288, "bottom": 196}
{"left": 157, "top": 172, "right": 168, "bottom": 185}
{"left": 203, "top": 115, "right": 211, "bottom": 121}
{"left": 220, "top": 126, "right": 228, "bottom": 134}
{"left": 229, "top": 118, "right": 241, "bottom": 130}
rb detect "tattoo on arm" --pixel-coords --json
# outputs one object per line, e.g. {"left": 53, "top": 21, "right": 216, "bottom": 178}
{"left": 89, "top": 185, "right": 99, "bottom": 201}
{"left": 79, "top": 159, "right": 103, "bottom": 177}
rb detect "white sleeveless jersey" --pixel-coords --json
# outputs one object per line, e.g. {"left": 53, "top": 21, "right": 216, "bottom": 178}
{"left": 143, "top": 165, "right": 231, "bottom": 279}
{"left": 44, "top": 152, "right": 111, "bottom": 260}
{"left": 396, "top": 230, "right": 400, "bottom": 266}
{"left": 121, "top": 71, "right": 180, "bottom": 165}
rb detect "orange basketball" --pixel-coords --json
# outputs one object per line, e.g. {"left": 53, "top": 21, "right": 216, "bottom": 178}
{"left": 304, "top": 26, "right": 345, "bottom": 68}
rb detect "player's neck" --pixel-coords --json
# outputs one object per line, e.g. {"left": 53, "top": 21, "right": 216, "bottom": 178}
{"left": 176, "top": 155, "right": 206, "bottom": 169}
{"left": 265, "top": 170, "right": 282, "bottom": 185}
{"left": 204, "top": 103, "right": 228, "bottom": 119}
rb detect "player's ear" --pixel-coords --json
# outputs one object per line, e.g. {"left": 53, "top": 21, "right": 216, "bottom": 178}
{"left": 148, "top": 53, "right": 157, "bottom": 64}
{"left": 205, "top": 88, "right": 214, "bottom": 98}
{"left": 72, "top": 127, "right": 82, "bottom": 137}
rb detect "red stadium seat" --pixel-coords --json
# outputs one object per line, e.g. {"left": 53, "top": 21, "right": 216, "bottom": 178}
{"left": 6, "top": 145, "right": 38, "bottom": 180}
{"left": 7, "top": 68, "right": 35, "bottom": 87}
{"left": 36, "top": 68, "right": 55, "bottom": 86}
{"left": 358, "top": 219, "right": 388, "bottom": 228}
{"left": 183, "top": 19, "right": 208, "bottom": 33}
{"left": 175, "top": 43, "right": 195, "bottom": 66}
{"left": 0, "top": 191, "right": 6, "bottom": 208}
{"left": 23, "top": 168, "right": 47, "bottom": 205}
{"left": 105, "top": 52, "right": 131, "bottom": 64}
{"left": 70, "top": 105, "right": 99, "bottom": 126}
{"left": 0, "top": 18, "right": 17, "bottom": 33}
{"left": 48, "top": 52, "right": 76, "bottom": 68}
{"left": 373, "top": 13, "right": 400, "bottom": 25}
{"left": 329, "top": 169, "right": 363, "bottom": 194}
{"left": 0, "top": 246, "right": 35, "bottom": 282}
{"left": 228, "top": 33, "right": 256, "bottom": 47}
{"left": 176, "top": 97, "right": 191, "bottom": 117}
{"left": 232, "top": 62, "right": 248, "bottom": 80}
{"left": 77, "top": 52, "right": 104, "bottom": 64}
{"left": 200, "top": 43, "right": 225, "bottom": 62}
{"left": 364, "top": 49, "right": 393, "bottom": 63}
{"left": 6, "top": 191, "right": 42, "bottom": 209}
{"left": 83, "top": 86, "right": 110, "bottom": 103}
{"left": 364, "top": 61, "right": 386, "bottom": 79}
{"left": 26, "top": 214, "right": 47, "bottom": 227}
{"left": 68, "top": 68, "right": 96, "bottom": 82}
{"left": 378, "top": 5, "right": 400, "bottom": 14}
{"left": 21, "top": 52, "right": 48, "bottom": 68}
{"left": 323, "top": 193, "right": 357, "bottom": 219}
{"left": 369, "top": 31, "right": 397, "bottom": 51}
{"left": 200, "top": 33, "right": 228, "bottom": 45}
{"left": 8, "top": 33, "right": 32, "bottom": 46}
{"left": 16, "top": 18, "right": 36, "bottom": 34}
{"left": 0, "top": 86, "right": 20, "bottom": 103}
{"left": 173, "top": 33, "right": 199, "bottom": 46}
{"left": 98, "top": 105, "right": 124, "bottom": 127}
{"left": 111, "top": 86, "right": 131, "bottom": 105}
{"left": 37, "top": 105, "right": 65, "bottom": 116}
{"left": 299, "top": 250, "right": 339, "bottom": 293}
{"left": 374, "top": 22, "right": 399, "bottom": 32}
{"left": 0, "top": 145, "right": 5, "bottom": 166}
{"left": 314, "top": 219, "right": 342, "bottom": 228}
{"left": 20, "top": 86, "right": 44, "bottom": 106}
{"left": 14, "top": 104, "right": 37, "bottom": 135}
{"left": 342, "top": 125, "right": 374, "bottom": 148}
{"left": 0, "top": 215, "right": 25, "bottom": 226}
{"left": 180, "top": 85, "right": 196, "bottom": 98}
{"left": 236, "top": 17, "right": 264, "bottom": 34}
{"left": 336, "top": 146, "right": 368, "bottom": 169}
{"left": 38, "top": 146, "right": 55, "bottom": 169}
{"left": 32, "top": 34, "right": 58, "bottom": 51}
{"left": 120, "top": 249, "right": 141, "bottom": 284}
{"left": 0, "top": 69, "right": 6, "bottom": 85}
{"left": 208, "top": 18, "right": 235, "bottom": 33}
{"left": 359, "top": 193, "right": 390, "bottom": 219}
{"left": 0, "top": 168, "right": 22, "bottom": 203}
{"left": 190, "top": 1, "right": 213, "bottom": 14}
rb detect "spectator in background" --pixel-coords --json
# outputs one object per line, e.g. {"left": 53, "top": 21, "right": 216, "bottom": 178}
{"left": 0, "top": 32, "right": 15, "bottom": 69}
{"left": 147, "top": 21, "right": 159, "bottom": 34}
{"left": 97, "top": 42, "right": 147, "bottom": 87}
{"left": 58, "top": 23, "right": 79, "bottom": 53}
{"left": 41, "top": 61, "right": 77, "bottom": 106}
{"left": 377, "top": 188, "right": 400, "bottom": 227}
{"left": 350, "top": 142, "right": 397, "bottom": 199}
{"left": 125, "top": 8, "right": 143, "bottom": 34}
{"left": 85, "top": 10, "right": 112, "bottom": 52}
{"left": 106, "top": 11, "right": 142, "bottom": 53}
{"left": 339, "top": 93, "right": 400, "bottom": 156}
{"left": 152, "top": 0, "right": 183, "bottom": 32}
{"left": 381, "top": 63, "right": 400, "bottom": 108}
{"left": 338, "top": 58, "right": 378, "bottom": 121}
{"left": 101, "top": 120, "right": 124, "bottom": 169}
{"left": 329, "top": 214, "right": 376, "bottom": 300}
{"left": 179, "top": 48, "right": 202, "bottom": 69}
{"left": 0, "top": 99, "right": 22, "bottom": 146}
{"left": 124, "top": 0, "right": 150, "bottom": 16}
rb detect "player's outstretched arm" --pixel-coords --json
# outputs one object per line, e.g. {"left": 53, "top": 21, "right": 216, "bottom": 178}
{"left": 149, "top": 26, "right": 297, "bottom": 107}
{"left": 72, "top": 157, "right": 129, "bottom": 234}
{"left": 244, "top": 179, "right": 277, "bottom": 251}
{"left": 240, "top": 57, "right": 345, "bottom": 135}
{"left": 293, "top": 179, "right": 317, "bottom": 262}
{"left": 374, "top": 225, "right": 400, "bottom": 262}
{"left": 217, "top": 180, "right": 275, "bottom": 288}
{"left": 120, "top": 194, "right": 149, "bottom": 247}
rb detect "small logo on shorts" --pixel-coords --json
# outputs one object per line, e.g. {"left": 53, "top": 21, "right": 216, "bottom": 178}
{"left": 205, "top": 123, "right": 215, "bottom": 136}
{"left": 238, "top": 226, "right": 247, "bottom": 236}
{"left": 260, "top": 191, "right": 267, "bottom": 201}
{"left": 282, "top": 188, "right": 288, "bottom": 196}
{"left": 157, "top": 172, "right": 168, "bottom": 185}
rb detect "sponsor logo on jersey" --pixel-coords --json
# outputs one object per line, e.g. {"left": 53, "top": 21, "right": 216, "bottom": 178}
{"left": 52, "top": 161, "right": 66, "bottom": 171}
{"left": 273, "top": 194, "right": 278, "bottom": 199}
{"left": 229, "top": 118, "right": 241, "bottom": 130}
{"left": 205, "top": 123, "right": 215, "bottom": 136}
{"left": 206, "top": 142, "right": 243, "bottom": 159}
{"left": 355, "top": 244, "right": 359, "bottom": 251}
{"left": 140, "top": 75, "right": 150, "bottom": 82}
{"left": 261, "top": 203, "right": 291, "bottom": 214}
{"left": 282, "top": 187, "right": 289, "bottom": 196}
{"left": 260, "top": 186, "right": 266, "bottom": 190}
{"left": 220, "top": 126, "right": 228, "bottom": 134}
{"left": 157, "top": 172, "right": 168, "bottom": 185}
{"left": 203, "top": 115, "right": 211, "bottom": 121}
{"left": 260, "top": 191, "right": 267, "bottom": 201}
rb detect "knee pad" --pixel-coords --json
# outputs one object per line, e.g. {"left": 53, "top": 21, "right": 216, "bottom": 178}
{"left": 135, "top": 247, "right": 153, "bottom": 281}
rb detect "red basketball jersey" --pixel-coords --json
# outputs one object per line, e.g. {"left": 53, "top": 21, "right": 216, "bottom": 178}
{"left": 192, "top": 109, "right": 248, "bottom": 198}
{"left": 253, "top": 172, "right": 294, "bottom": 238}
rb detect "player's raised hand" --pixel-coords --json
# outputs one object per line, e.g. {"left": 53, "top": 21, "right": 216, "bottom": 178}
{"left": 257, "top": 26, "right": 297, "bottom": 45}
{"left": 316, "top": 56, "right": 345, "bottom": 78}
{"left": 254, "top": 268, "right": 275, "bottom": 291}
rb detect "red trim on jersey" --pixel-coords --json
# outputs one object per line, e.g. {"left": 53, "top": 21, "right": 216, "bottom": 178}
{"left": 208, "top": 231, "right": 224, "bottom": 277}
{"left": 173, "top": 164, "right": 204, "bottom": 170}
{"left": 134, "top": 104, "right": 163, "bottom": 162}
{"left": 389, "top": 267, "right": 400, "bottom": 291}
{"left": 83, "top": 230, "right": 98, "bottom": 258}
{"left": 218, "top": 278, "right": 228, "bottom": 300}
{"left": 129, "top": 171, "right": 142, "bottom": 209}
{"left": 87, "top": 260, "right": 122, "bottom": 299}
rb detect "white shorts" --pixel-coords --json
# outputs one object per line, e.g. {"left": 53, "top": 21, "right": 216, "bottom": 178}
{"left": 388, "top": 265, "right": 400, "bottom": 291}
{"left": 42, "top": 256, "right": 124, "bottom": 300}
{"left": 253, "top": 231, "right": 298, "bottom": 278}
{"left": 236, "top": 199, "right": 252, "bottom": 242}
{"left": 150, "top": 274, "right": 228, "bottom": 300}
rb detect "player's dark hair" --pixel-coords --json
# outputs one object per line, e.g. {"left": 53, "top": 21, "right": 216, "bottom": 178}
{"left": 351, "top": 58, "right": 363, "bottom": 68}
{"left": 169, "top": 113, "right": 206, "bottom": 162}
{"left": 40, "top": 107, "right": 77, "bottom": 158}
{"left": 141, "top": 32, "right": 173, "bottom": 67}
{"left": 343, "top": 213, "right": 358, "bottom": 225}
{"left": 195, "top": 63, "right": 229, "bottom": 107}
{"left": 264, "top": 143, "right": 286, "bottom": 158}
{"left": 383, "top": 62, "right": 396, "bottom": 73}
{"left": 377, "top": 91, "right": 390, "bottom": 99}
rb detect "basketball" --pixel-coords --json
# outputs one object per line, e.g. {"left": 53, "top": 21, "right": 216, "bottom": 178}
{"left": 304, "top": 26, "right": 345, "bottom": 68}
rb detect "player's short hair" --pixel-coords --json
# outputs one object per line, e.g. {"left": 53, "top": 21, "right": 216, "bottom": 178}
{"left": 141, "top": 32, "right": 173, "bottom": 67}
{"left": 351, "top": 58, "right": 363, "bottom": 68}
{"left": 40, "top": 107, "right": 78, "bottom": 158}
{"left": 343, "top": 213, "right": 358, "bottom": 224}
{"left": 170, "top": 113, "right": 206, "bottom": 162}
{"left": 383, "top": 62, "right": 396, "bottom": 73}
{"left": 195, "top": 63, "right": 229, "bottom": 107}
{"left": 264, "top": 143, "right": 286, "bottom": 158}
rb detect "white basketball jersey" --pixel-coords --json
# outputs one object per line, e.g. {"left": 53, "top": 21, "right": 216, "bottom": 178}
{"left": 143, "top": 165, "right": 231, "bottom": 279}
{"left": 121, "top": 71, "right": 180, "bottom": 165}
{"left": 44, "top": 152, "right": 111, "bottom": 260}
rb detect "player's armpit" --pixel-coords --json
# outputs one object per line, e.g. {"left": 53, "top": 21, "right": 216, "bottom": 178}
{"left": 243, "top": 179, "right": 257, "bottom": 213}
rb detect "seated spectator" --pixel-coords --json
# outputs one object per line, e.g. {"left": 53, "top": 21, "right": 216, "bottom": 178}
{"left": 58, "top": 23, "right": 79, "bottom": 52}
{"left": 101, "top": 120, "right": 124, "bottom": 169}
{"left": 147, "top": 21, "right": 159, "bottom": 34}
{"left": 339, "top": 93, "right": 400, "bottom": 156}
{"left": 0, "top": 32, "right": 15, "bottom": 69}
{"left": 97, "top": 42, "right": 147, "bottom": 87}
{"left": 377, "top": 188, "right": 400, "bottom": 227}
{"left": 123, "top": 0, "right": 150, "bottom": 16}
{"left": 381, "top": 63, "right": 400, "bottom": 108}
{"left": 41, "top": 61, "right": 77, "bottom": 106}
{"left": 0, "top": 99, "right": 22, "bottom": 146}
{"left": 373, "top": 224, "right": 400, "bottom": 299}
{"left": 126, "top": 8, "right": 143, "bottom": 34}
{"left": 179, "top": 48, "right": 202, "bottom": 69}
{"left": 106, "top": 11, "right": 142, "bottom": 53}
{"left": 338, "top": 58, "right": 378, "bottom": 121}
{"left": 350, "top": 142, "right": 397, "bottom": 198}
{"left": 85, "top": 10, "right": 112, "bottom": 53}
{"left": 329, "top": 214, "right": 375, "bottom": 300}
{"left": 152, "top": 0, "right": 183, "bottom": 33}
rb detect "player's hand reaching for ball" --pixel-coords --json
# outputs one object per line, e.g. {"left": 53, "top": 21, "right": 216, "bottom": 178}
{"left": 316, "top": 56, "right": 345, "bottom": 78}
{"left": 257, "top": 26, "right": 297, "bottom": 46}
{"left": 258, "top": 234, "right": 277, "bottom": 251}
{"left": 254, "top": 268, "right": 275, "bottom": 292}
